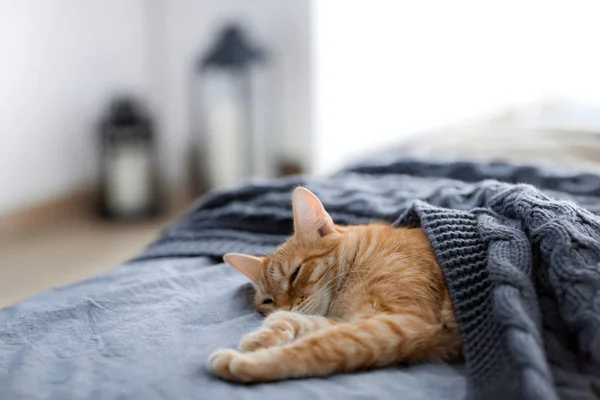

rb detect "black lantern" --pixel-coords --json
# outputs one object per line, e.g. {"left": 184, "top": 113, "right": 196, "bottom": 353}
{"left": 190, "top": 23, "right": 268, "bottom": 194}
{"left": 97, "top": 97, "right": 161, "bottom": 220}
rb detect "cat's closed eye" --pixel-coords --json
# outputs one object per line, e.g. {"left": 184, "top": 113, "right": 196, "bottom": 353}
{"left": 262, "top": 298, "right": 274, "bottom": 305}
{"left": 289, "top": 265, "right": 301, "bottom": 285}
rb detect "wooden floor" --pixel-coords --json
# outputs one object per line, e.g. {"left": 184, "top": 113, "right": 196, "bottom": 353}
{"left": 0, "top": 208, "right": 181, "bottom": 308}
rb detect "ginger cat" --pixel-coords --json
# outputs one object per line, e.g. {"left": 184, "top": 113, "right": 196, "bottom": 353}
{"left": 208, "top": 187, "right": 461, "bottom": 382}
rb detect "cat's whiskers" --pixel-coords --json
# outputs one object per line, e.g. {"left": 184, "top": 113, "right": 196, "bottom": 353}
{"left": 296, "top": 261, "right": 415, "bottom": 318}
{"left": 310, "top": 264, "right": 395, "bottom": 307}
{"left": 303, "top": 272, "right": 346, "bottom": 312}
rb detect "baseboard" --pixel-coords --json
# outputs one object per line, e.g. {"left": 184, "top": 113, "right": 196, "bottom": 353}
{"left": 0, "top": 187, "right": 97, "bottom": 241}
{"left": 0, "top": 186, "right": 196, "bottom": 243}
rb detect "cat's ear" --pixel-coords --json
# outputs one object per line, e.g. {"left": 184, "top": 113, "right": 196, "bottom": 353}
{"left": 292, "top": 187, "right": 336, "bottom": 237}
{"left": 223, "top": 253, "right": 263, "bottom": 282}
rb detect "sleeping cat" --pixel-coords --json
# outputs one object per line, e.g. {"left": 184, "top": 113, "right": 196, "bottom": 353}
{"left": 208, "top": 187, "right": 461, "bottom": 382}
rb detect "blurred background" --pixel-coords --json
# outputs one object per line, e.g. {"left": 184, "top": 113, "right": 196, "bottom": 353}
{"left": 2, "top": 0, "right": 600, "bottom": 307}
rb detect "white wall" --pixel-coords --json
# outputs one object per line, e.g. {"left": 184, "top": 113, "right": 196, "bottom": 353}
{"left": 0, "top": 0, "right": 148, "bottom": 214}
{"left": 0, "top": 0, "right": 312, "bottom": 214}
{"left": 313, "top": 0, "right": 600, "bottom": 173}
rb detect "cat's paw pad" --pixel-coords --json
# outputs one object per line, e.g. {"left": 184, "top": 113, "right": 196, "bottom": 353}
{"left": 207, "top": 349, "right": 258, "bottom": 382}
{"left": 238, "top": 322, "right": 295, "bottom": 352}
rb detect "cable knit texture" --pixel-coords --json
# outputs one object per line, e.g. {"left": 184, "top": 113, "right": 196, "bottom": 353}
{"left": 140, "top": 158, "right": 600, "bottom": 400}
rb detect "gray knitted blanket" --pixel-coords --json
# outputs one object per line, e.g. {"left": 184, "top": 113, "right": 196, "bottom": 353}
{"left": 141, "top": 158, "right": 600, "bottom": 400}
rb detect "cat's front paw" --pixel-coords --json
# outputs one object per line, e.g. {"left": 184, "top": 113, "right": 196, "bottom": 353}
{"left": 208, "top": 349, "right": 240, "bottom": 381}
{"left": 208, "top": 348, "right": 266, "bottom": 382}
{"left": 238, "top": 320, "right": 295, "bottom": 352}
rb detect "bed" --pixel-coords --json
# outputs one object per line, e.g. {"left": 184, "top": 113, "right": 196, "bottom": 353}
{"left": 1, "top": 144, "right": 600, "bottom": 398}
{"left": 0, "top": 164, "right": 472, "bottom": 400}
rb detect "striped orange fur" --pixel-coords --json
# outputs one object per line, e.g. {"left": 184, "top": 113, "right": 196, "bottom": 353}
{"left": 209, "top": 187, "right": 461, "bottom": 382}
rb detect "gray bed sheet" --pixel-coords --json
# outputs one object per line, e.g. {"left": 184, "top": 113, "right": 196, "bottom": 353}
{"left": 0, "top": 255, "right": 466, "bottom": 399}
